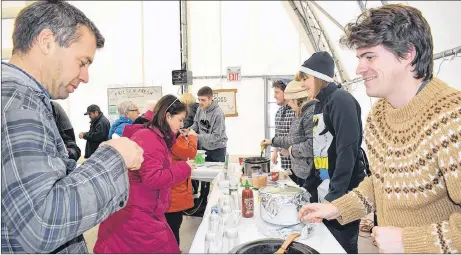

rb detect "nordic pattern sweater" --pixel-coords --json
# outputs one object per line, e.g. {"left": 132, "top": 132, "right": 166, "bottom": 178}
{"left": 331, "top": 78, "right": 461, "bottom": 253}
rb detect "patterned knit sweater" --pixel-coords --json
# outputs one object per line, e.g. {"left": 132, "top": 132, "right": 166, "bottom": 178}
{"left": 331, "top": 78, "right": 461, "bottom": 253}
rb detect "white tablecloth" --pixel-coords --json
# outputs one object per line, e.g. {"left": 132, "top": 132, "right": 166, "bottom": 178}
{"left": 78, "top": 162, "right": 222, "bottom": 183}
{"left": 188, "top": 164, "right": 346, "bottom": 253}
{"left": 190, "top": 162, "right": 225, "bottom": 182}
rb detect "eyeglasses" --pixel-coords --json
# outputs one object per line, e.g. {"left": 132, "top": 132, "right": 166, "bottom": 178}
{"left": 127, "top": 109, "right": 139, "bottom": 113}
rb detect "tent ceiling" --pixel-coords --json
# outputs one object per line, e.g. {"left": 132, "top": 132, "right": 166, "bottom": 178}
{"left": 286, "top": 0, "right": 461, "bottom": 88}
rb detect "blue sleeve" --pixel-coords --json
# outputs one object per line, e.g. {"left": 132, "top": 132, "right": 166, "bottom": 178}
{"left": 114, "top": 123, "right": 128, "bottom": 137}
{"left": 108, "top": 123, "right": 116, "bottom": 139}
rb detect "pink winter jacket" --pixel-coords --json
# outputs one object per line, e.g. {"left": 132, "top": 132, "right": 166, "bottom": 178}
{"left": 93, "top": 124, "right": 191, "bottom": 254}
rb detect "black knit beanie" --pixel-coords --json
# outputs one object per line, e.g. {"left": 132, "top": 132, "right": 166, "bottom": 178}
{"left": 299, "top": 51, "right": 335, "bottom": 82}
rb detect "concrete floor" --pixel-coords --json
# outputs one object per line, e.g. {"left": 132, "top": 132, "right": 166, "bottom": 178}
{"left": 83, "top": 214, "right": 378, "bottom": 253}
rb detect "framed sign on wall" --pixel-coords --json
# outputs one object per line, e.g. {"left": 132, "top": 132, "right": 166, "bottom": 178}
{"left": 107, "top": 86, "right": 162, "bottom": 122}
{"left": 212, "top": 89, "right": 238, "bottom": 117}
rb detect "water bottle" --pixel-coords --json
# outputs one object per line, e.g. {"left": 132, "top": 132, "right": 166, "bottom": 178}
{"left": 229, "top": 176, "right": 240, "bottom": 211}
{"left": 209, "top": 206, "right": 223, "bottom": 243}
{"left": 209, "top": 206, "right": 220, "bottom": 234}
{"left": 222, "top": 228, "right": 240, "bottom": 253}
{"left": 223, "top": 153, "right": 230, "bottom": 180}
{"left": 204, "top": 231, "right": 216, "bottom": 253}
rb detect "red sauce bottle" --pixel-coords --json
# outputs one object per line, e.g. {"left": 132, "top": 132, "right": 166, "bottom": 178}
{"left": 242, "top": 180, "right": 254, "bottom": 218}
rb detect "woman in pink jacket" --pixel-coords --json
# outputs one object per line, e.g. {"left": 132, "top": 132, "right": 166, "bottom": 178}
{"left": 94, "top": 95, "right": 192, "bottom": 254}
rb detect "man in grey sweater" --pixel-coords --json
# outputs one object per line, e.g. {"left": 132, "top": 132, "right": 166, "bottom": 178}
{"left": 1, "top": 1, "right": 143, "bottom": 253}
{"left": 190, "top": 86, "right": 228, "bottom": 162}
{"left": 187, "top": 86, "right": 227, "bottom": 217}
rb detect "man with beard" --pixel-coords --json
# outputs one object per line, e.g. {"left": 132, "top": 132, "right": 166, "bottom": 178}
{"left": 80, "top": 104, "right": 111, "bottom": 158}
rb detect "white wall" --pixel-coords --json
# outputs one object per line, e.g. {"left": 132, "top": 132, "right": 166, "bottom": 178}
{"left": 190, "top": 78, "right": 266, "bottom": 156}
{"left": 187, "top": 1, "right": 307, "bottom": 156}
{"left": 66, "top": 1, "right": 144, "bottom": 151}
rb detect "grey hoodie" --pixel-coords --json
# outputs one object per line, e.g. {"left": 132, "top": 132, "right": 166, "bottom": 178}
{"left": 190, "top": 101, "right": 228, "bottom": 150}
{"left": 272, "top": 99, "right": 318, "bottom": 179}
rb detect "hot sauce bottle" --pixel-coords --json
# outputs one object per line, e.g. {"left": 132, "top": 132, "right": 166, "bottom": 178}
{"left": 242, "top": 180, "right": 254, "bottom": 218}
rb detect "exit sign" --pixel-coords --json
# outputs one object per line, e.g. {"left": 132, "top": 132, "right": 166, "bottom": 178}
{"left": 227, "top": 66, "right": 241, "bottom": 82}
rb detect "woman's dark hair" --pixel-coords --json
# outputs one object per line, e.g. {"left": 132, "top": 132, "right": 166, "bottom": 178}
{"left": 340, "top": 4, "right": 433, "bottom": 81}
{"left": 146, "top": 94, "right": 187, "bottom": 148}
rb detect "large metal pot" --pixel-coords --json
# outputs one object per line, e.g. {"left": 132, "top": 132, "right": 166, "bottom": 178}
{"left": 243, "top": 157, "right": 270, "bottom": 177}
{"left": 259, "top": 185, "right": 310, "bottom": 226}
{"left": 229, "top": 238, "right": 319, "bottom": 254}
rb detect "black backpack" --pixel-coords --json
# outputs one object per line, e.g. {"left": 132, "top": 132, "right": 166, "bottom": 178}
{"left": 358, "top": 147, "right": 371, "bottom": 177}
{"left": 320, "top": 86, "right": 371, "bottom": 178}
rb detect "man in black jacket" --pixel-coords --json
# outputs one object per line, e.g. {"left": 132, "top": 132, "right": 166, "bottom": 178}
{"left": 50, "top": 101, "right": 81, "bottom": 161}
{"left": 80, "top": 104, "right": 110, "bottom": 158}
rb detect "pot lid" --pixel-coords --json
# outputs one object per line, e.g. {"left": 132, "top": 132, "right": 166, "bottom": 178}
{"left": 229, "top": 238, "right": 319, "bottom": 254}
{"left": 243, "top": 157, "right": 270, "bottom": 164}
{"left": 260, "top": 185, "right": 304, "bottom": 195}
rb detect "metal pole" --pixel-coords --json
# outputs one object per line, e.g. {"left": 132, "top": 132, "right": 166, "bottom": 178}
{"left": 357, "top": 1, "right": 366, "bottom": 12}
{"left": 343, "top": 77, "right": 364, "bottom": 87}
{"left": 304, "top": 1, "right": 350, "bottom": 82}
{"left": 287, "top": 1, "right": 320, "bottom": 52}
{"left": 179, "top": 0, "right": 189, "bottom": 93}
{"left": 433, "top": 46, "right": 461, "bottom": 60}
{"left": 141, "top": 1, "right": 145, "bottom": 86}
{"left": 179, "top": 0, "right": 183, "bottom": 67}
{"left": 343, "top": 45, "right": 461, "bottom": 86}
{"left": 193, "top": 75, "right": 294, "bottom": 80}
{"left": 309, "top": 1, "right": 344, "bottom": 31}
{"left": 219, "top": 1, "right": 223, "bottom": 88}
{"left": 264, "top": 77, "right": 270, "bottom": 158}
{"left": 179, "top": 0, "right": 184, "bottom": 93}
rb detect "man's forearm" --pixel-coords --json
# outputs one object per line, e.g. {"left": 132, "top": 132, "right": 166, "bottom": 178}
{"left": 2, "top": 146, "right": 129, "bottom": 253}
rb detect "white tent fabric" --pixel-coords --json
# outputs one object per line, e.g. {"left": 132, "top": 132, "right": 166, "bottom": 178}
{"left": 1, "top": 1, "right": 460, "bottom": 156}
{"left": 310, "top": 1, "right": 461, "bottom": 128}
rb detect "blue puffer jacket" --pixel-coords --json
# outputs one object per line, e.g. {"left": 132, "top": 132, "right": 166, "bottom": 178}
{"left": 108, "top": 116, "right": 133, "bottom": 139}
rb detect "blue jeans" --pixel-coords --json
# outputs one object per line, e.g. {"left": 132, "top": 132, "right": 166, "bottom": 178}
{"left": 205, "top": 147, "right": 226, "bottom": 162}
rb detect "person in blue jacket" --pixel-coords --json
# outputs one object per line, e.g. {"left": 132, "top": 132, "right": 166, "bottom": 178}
{"left": 109, "top": 100, "right": 140, "bottom": 139}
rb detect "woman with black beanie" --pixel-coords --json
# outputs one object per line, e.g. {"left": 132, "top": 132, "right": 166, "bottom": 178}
{"left": 297, "top": 51, "right": 366, "bottom": 254}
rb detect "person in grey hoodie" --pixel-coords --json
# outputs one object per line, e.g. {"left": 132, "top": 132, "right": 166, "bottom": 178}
{"left": 261, "top": 80, "right": 317, "bottom": 186}
{"left": 187, "top": 86, "right": 228, "bottom": 217}
{"left": 190, "top": 86, "right": 228, "bottom": 162}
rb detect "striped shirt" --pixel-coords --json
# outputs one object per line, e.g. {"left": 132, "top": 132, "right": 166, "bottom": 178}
{"left": 1, "top": 62, "right": 130, "bottom": 253}
{"left": 274, "top": 104, "right": 296, "bottom": 170}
